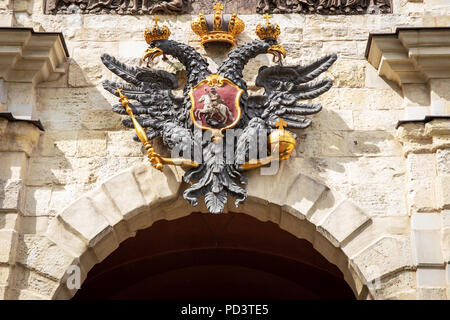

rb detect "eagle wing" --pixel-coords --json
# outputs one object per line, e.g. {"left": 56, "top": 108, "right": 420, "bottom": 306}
{"left": 101, "top": 53, "right": 196, "bottom": 154}
{"left": 246, "top": 53, "right": 337, "bottom": 129}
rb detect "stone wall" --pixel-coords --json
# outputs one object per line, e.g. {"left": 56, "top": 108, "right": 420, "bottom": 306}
{"left": 0, "top": 0, "right": 449, "bottom": 299}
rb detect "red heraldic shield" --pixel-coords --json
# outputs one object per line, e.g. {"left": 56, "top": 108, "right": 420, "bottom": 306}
{"left": 189, "top": 74, "right": 243, "bottom": 132}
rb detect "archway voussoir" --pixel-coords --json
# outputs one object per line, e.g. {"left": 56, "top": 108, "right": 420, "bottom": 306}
{"left": 59, "top": 196, "right": 113, "bottom": 247}
{"left": 317, "top": 200, "right": 371, "bottom": 247}
{"left": 88, "top": 185, "right": 130, "bottom": 243}
{"left": 132, "top": 164, "right": 183, "bottom": 206}
{"left": 284, "top": 174, "right": 328, "bottom": 218}
{"left": 279, "top": 211, "right": 316, "bottom": 244}
{"left": 16, "top": 235, "right": 77, "bottom": 282}
{"left": 350, "top": 236, "right": 414, "bottom": 284}
{"left": 102, "top": 169, "right": 147, "bottom": 220}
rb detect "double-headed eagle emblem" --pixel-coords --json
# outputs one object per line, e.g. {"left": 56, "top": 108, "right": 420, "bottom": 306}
{"left": 101, "top": 4, "right": 337, "bottom": 214}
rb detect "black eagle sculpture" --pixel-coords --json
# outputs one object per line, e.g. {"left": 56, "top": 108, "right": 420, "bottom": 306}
{"left": 101, "top": 16, "right": 337, "bottom": 214}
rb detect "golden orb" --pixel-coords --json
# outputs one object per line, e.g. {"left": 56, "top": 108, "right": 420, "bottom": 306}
{"left": 268, "top": 119, "right": 296, "bottom": 160}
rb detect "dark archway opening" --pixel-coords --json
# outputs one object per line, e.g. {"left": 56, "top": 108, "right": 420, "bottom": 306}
{"left": 73, "top": 212, "right": 355, "bottom": 300}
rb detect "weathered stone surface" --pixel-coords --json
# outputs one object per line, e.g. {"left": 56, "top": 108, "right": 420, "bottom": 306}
{"left": 411, "top": 230, "right": 444, "bottom": 267}
{"left": 87, "top": 186, "right": 130, "bottom": 243}
{"left": 352, "top": 237, "right": 412, "bottom": 283}
{"left": 436, "top": 149, "right": 450, "bottom": 175}
{"left": 437, "top": 175, "right": 450, "bottom": 209}
{"left": 0, "top": 122, "right": 41, "bottom": 157}
{"left": 16, "top": 235, "right": 76, "bottom": 280}
{"left": 0, "top": 152, "right": 27, "bottom": 180}
{"left": 76, "top": 131, "right": 107, "bottom": 157}
{"left": 0, "top": 179, "right": 23, "bottom": 210}
{"left": 102, "top": 170, "right": 146, "bottom": 219}
{"left": 318, "top": 200, "right": 370, "bottom": 247}
{"left": 132, "top": 164, "right": 182, "bottom": 207}
{"left": 371, "top": 271, "right": 416, "bottom": 300}
{"left": 417, "top": 267, "right": 447, "bottom": 287}
{"left": 60, "top": 197, "right": 112, "bottom": 246}
{"left": 0, "top": 231, "right": 18, "bottom": 264}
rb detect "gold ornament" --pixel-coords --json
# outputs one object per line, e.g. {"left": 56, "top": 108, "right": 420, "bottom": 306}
{"left": 144, "top": 15, "right": 171, "bottom": 44}
{"left": 191, "top": 2, "right": 245, "bottom": 47}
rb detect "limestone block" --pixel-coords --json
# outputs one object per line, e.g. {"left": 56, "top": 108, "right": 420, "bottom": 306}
{"left": 40, "top": 109, "right": 82, "bottom": 131}
{"left": 0, "top": 152, "right": 26, "bottom": 179}
{"left": 13, "top": 266, "right": 59, "bottom": 298}
{"left": 36, "top": 131, "right": 78, "bottom": 157}
{"left": 90, "top": 231, "right": 119, "bottom": 263}
{"left": 343, "top": 216, "right": 411, "bottom": 259}
{"left": 26, "top": 157, "right": 73, "bottom": 186}
{"left": 102, "top": 169, "right": 146, "bottom": 220}
{"left": 24, "top": 186, "right": 52, "bottom": 216}
{"left": 0, "top": 122, "right": 41, "bottom": 157}
{"left": 437, "top": 175, "right": 450, "bottom": 209}
{"left": 279, "top": 211, "right": 316, "bottom": 244}
{"left": 247, "top": 161, "right": 327, "bottom": 219}
{"left": 436, "top": 149, "right": 450, "bottom": 175}
{"left": 365, "top": 65, "right": 392, "bottom": 89}
{"left": 132, "top": 164, "right": 182, "bottom": 208}
{"left": 0, "top": 212, "right": 19, "bottom": 230}
{"left": 327, "top": 59, "right": 366, "bottom": 88}
{"left": 283, "top": 174, "right": 328, "bottom": 219}
{"left": 0, "top": 265, "right": 10, "bottom": 285}
{"left": 426, "top": 119, "right": 450, "bottom": 136}
{"left": 0, "top": 179, "right": 23, "bottom": 210}
{"left": 16, "top": 235, "right": 76, "bottom": 280}
{"left": 353, "top": 110, "right": 402, "bottom": 131}
{"left": 411, "top": 230, "right": 444, "bottom": 267}
{"left": 352, "top": 237, "right": 412, "bottom": 283}
{"left": 80, "top": 110, "right": 122, "bottom": 130}
{"left": 47, "top": 185, "right": 81, "bottom": 216}
{"left": 235, "top": 200, "right": 281, "bottom": 225}
{"left": 106, "top": 131, "right": 143, "bottom": 157}
{"left": 16, "top": 289, "right": 49, "bottom": 300}
{"left": 318, "top": 200, "right": 370, "bottom": 247}
{"left": 87, "top": 186, "right": 129, "bottom": 243}
{"left": 417, "top": 267, "right": 447, "bottom": 287}
{"left": 20, "top": 217, "right": 49, "bottom": 235}
{"left": 76, "top": 130, "right": 107, "bottom": 157}
{"left": 71, "top": 42, "right": 120, "bottom": 87}
{"left": 371, "top": 271, "right": 416, "bottom": 300}
{"left": 60, "top": 196, "right": 113, "bottom": 247}
{"left": 46, "top": 218, "right": 86, "bottom": 257}
{"left": 408, "top": 179, "right": 438, "bottom": 213}
{"left": 407, "top": 153, "right": 436, "bottom": 181}
{"left": 417, "top": 288, "right": 448, "bottom": 299}
{"left": 411, "top": 213, "right": 441, "bottom": 230}
{"left": 309, "top": 109, "right": 354, "bottom": 131}
{"left": 0, "top": 230, "right": 17, "bottom": 264}
{"left": 347, "top": 182, "right": 407, "bottom": 216}
{"left": 349, "top": 131, "right": 403, "bottom": 157}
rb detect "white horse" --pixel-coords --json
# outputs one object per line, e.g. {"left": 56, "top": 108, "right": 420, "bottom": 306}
{"left": 195, "top": 93, "right": 235, "bottom": 125}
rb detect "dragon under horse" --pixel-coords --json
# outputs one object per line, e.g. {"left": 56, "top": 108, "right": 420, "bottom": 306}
{"left": 101, "top": 8, "right": 337, "bottom": 214}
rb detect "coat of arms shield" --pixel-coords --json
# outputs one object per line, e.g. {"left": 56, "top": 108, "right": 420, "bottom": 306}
{"left": 189, "top": 74, "right": 243, "bottom": 133}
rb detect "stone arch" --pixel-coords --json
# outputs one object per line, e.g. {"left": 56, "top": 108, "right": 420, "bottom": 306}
{"left": 16, "top": 164, "right": 414, "bottom": 300}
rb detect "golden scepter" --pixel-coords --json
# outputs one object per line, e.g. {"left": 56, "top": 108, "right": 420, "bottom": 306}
{"left": 116, "top": 89, "right": 200, "bottom": 171}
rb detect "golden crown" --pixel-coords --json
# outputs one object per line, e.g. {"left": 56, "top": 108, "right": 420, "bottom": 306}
{"left": 256, "top": 14, "right": 281, "bottom": 41}
{"left": 144, "top": 16, "right": 171, "bottom": 44}
{"left": 191, "top": 2, "right": 245, "bottom": 47}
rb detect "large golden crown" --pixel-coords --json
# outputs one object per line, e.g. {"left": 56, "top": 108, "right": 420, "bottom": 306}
{"left": 191, "top": 2, "right": 245, "bottom": 48}
{"left": 144, "top": 16, "right": 171, "bottom": 44}
{"left": 256, "top": 14, "right": 281, "bottom": 41}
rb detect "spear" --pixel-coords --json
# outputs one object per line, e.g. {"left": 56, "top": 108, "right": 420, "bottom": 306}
{"left": 116, "top": 88, "right": 200, "bottom": 171}
{"left": 116, "top": 88, "right": 164, "bottom": 171}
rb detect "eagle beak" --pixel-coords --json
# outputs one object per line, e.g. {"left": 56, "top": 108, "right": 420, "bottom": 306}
{"left": 268, "top": 44, "right": 287, "bottom": 65}
{"left": 142, "top": 47, "right": 164, "bottom": 64}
